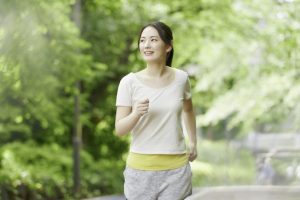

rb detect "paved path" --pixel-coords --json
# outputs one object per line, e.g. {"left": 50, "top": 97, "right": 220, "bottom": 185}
{"left": 85, "top": 186, "right": 300, "bottom": 200}
{"left": 83, "top": 195, "right": 125, "bottom": 200}
{"left": 187, "top": 186, "right": 300, "bottom": 200}
{"left": 84, "top": 188, "right": 203, "bottom": 199}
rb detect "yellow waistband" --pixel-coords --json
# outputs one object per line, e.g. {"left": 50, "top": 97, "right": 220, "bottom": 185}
{"left": 126, "top": 152, "right": 188, "bottom": 171}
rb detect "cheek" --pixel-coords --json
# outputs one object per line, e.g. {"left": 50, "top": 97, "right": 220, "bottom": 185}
{"left": 139, "top": 44, "right": 144, "bottom": 53}
{"left": 155, "top": 43, "right": 167, "bottom": 51}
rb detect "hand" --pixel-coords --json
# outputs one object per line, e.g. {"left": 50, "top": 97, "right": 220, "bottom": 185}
{"left": 132, "top": 98, "right": 149, "bottom": 117}
{"left": 188, "top": 143, "right": 197, "bottom": 162}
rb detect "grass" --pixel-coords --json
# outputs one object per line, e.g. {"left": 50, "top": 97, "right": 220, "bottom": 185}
{"left": 191, "top": 140, "right": 256, "bottom": 187}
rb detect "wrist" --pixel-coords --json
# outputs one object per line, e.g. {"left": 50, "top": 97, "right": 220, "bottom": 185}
{"left": 131, "top": 111, "right": 142, "bottom": 119}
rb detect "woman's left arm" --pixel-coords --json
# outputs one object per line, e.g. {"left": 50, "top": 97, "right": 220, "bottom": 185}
{"left": 182, "top": 98, "right": 197, "bottom": 162}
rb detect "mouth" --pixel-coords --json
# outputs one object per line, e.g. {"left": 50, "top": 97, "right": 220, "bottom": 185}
{"left": 144, "top": 51, "right": 154, "bottom": 56}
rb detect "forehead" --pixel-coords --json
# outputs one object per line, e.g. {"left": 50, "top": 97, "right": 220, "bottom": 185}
{"left": 140, "top": 26, "right": 160, "bottom": 38}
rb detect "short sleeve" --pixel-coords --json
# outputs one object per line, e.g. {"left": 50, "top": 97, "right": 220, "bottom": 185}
{"left": 184, "top": 75, "right": 192, "bottom": 100}
{"left": 116, "top": 76, "right": 132, "bottom": 106}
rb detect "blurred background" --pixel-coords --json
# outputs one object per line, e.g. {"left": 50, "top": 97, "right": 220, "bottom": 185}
{"left": 0, "top": 0, "right": 299, "bottom": 199}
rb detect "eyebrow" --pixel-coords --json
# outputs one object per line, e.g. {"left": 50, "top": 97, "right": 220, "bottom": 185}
{"left": 140, "top": 36, "right": 159, "bottom": 38}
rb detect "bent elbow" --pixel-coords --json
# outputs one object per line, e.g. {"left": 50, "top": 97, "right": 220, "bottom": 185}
{"left": 115, "top": 126, "right": 125, "bottom": 137}
{"left": 115, "top": 126, "right": 121, "bottom": 137}
{"left": 115, "top": 129, "right": 123, "bottom": 137}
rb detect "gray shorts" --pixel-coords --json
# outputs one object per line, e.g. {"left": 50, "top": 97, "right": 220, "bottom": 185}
{"left": 124, "top": 163, "right": 192, "bottom": 200}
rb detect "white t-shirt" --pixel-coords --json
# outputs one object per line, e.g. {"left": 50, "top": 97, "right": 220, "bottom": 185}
{"left": 116, "top": 68, "right": 192, "bottom": 154}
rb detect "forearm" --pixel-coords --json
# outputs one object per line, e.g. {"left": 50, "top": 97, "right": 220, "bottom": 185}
{"left": 115, "top": 112, "right": 140, "bottom": 136}
{"left": 183, "top": 110, "right": 197, "bottom": 146}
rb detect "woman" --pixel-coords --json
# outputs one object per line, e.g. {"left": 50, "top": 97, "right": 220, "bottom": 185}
{"left": 115, "top": 21, "right": 197, "bottom": 200}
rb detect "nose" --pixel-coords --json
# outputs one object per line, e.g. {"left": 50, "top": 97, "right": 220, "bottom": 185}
{"left": 145, "top": 39, "right": 151, "bottom": 49}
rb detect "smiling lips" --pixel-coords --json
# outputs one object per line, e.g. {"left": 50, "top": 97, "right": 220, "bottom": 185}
{"left": 144, "top": 51, "right": 154, "bottom": 56}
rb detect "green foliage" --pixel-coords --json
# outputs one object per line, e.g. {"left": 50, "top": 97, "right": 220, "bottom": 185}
{"left": 0, "top": 0, "right": 92, "bottom": 144}
{"left": 192, "top": 0, "right": 300, "bottom": 134}
{"left": 192, "top": 140, "right": 255, "bottom": 186}
{"left": 0, "top": 142, "right": 125, "bottom": 199}
{"left": 267, "top": 154, "right": 300, "bottom": 185}
{"left": 0, "top": 0, "right": 299, "bottom": 197}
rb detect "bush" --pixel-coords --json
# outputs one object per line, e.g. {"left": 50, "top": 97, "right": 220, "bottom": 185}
{"left": 0, "top": 142, "right": 125, "bottom": 200}
{"left": 191, "top": 140, "right": 255, "bottom": 186}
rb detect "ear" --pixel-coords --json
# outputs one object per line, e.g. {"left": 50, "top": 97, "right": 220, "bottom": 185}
{"left": 166, "top": 44, "right": 172, "bottom": 53}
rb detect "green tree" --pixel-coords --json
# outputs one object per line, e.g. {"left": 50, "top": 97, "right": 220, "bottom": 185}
{"left": 0, "top": 0, "right": 92, "bottom": 145}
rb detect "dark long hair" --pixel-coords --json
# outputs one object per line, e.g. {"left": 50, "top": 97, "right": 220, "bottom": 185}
{"left": 138, "top": 21, "right": 174, "bottom": 67}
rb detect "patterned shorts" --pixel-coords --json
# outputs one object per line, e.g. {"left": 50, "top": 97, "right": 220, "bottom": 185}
{"left": 124, "top": 163, "right": 192, "bottom": 200}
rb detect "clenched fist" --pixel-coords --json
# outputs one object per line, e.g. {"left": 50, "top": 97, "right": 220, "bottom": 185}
{"left": 132, "top": 98, "right": 149, "bottom": 117}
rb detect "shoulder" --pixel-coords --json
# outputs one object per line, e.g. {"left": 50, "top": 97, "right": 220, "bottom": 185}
{"left": 117, "top": 73, "right": 136, "bottom": 91}
{"left": 119, "top": 72, "right": 135, "bottom": 85}
{"left": 173, "top": 68, "right": 189, "bottom": 81}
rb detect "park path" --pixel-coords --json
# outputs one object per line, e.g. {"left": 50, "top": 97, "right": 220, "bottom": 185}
{"left": 85, "top": 186, "right": 300, "bottom": 200}
{"left": 84, "top": 195, "right": 125, "bottom": 200}
{"left": 187, "top": 186, "right": 300, "bottom": 200}
{"left": 84, "top": 188, "right": 203, "bottom": 200}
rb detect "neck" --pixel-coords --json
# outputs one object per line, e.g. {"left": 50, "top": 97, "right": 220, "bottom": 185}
{"left": 145, "top": 61, "right": 167, "bottom": 77}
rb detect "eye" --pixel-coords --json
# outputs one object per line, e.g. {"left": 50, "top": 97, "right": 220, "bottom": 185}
{"left": 151, "top": 38, "right": 158, "bottom": 42}
{"left": 140, "top": 39, "right": 145, "bottom": 43}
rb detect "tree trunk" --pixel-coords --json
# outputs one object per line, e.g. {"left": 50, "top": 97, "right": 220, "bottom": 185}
{"left": 72, "top": 0, "right": 82, "bottom": 195}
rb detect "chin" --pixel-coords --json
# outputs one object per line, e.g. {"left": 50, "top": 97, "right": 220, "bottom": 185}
{"left": 143, "top": 57, "right": 157, "bottom": 62}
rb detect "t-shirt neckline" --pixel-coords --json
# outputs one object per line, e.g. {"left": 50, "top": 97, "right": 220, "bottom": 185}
{"left": 131, "top": 69, "right": 177, "bottom": 90}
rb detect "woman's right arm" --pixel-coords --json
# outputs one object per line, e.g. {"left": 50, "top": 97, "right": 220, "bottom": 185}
{"left": 115, "top": 106, "right": 140, "bottom": 136}
{"left": 115, "top": 99, "right": 149, "bottom": 136}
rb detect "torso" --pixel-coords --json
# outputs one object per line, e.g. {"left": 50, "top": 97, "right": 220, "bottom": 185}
{"left": 125, "top": 68, "right": 188, "bottom": 154}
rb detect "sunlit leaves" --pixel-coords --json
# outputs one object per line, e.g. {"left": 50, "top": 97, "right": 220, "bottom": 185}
{"left": 186, "top": 0, "right": 300, "bottom": 133}
{"left": 0, "top": 0, "right": 91, "bottom": 143}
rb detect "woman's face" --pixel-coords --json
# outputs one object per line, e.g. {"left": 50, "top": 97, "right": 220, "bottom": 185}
{"left": 139, "top": 26, "right": 171, "bottom": 64}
